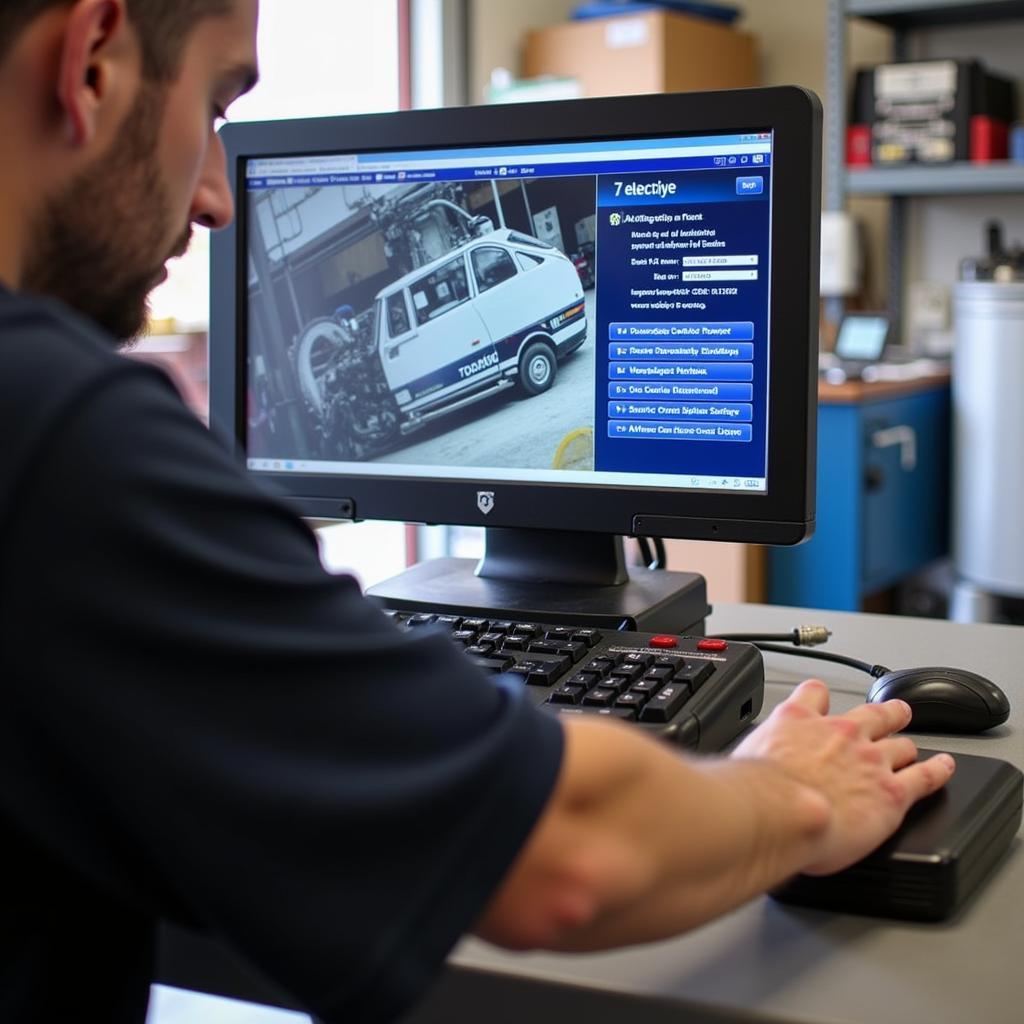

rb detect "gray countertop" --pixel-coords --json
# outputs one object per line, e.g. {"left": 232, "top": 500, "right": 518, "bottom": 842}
{"left": 414, "top": 604, "right": 1024, "bottom": 1024}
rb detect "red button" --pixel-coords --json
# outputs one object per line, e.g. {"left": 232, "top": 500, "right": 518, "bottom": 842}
{"left": 650, "top": 635, "right": 679, "bottom": 649}
{"left": 697, "top": 638, "right": 728, "bottom": 652}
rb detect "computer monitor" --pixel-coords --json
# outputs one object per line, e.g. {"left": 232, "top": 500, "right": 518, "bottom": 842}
{"left": 209, "top": 87, "right": 821, "bottom": 632}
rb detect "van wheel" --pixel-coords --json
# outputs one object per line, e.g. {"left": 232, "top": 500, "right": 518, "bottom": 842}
{"left": 518, "top": 341, "right": 557, "bottom": 396}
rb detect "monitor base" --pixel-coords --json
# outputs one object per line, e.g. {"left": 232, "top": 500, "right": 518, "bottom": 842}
{"left": 366, "top": 556, "right": 710, "bottom": 635}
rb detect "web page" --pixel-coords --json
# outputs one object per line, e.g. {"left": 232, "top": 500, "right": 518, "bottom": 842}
{"left": 245, "top": 129, "right": 773, "bottom": 492}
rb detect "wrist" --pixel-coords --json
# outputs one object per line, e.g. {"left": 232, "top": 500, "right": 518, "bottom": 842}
{"left": 717, "top": 758, "right": 832, "bottom": 880}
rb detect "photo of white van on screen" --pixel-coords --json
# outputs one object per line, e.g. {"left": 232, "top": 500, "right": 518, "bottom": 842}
{"left": 247, "top": 175, "right": 598, "bottom": 473}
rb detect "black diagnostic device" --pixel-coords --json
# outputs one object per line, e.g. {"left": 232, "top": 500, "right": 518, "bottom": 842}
{"left": 773, "top": 750, "right": 1023, "bottom": 922}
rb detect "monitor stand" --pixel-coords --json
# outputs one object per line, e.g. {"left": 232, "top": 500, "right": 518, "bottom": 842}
{"left": 366, "top": 528, "right": 710, "bottom": 635}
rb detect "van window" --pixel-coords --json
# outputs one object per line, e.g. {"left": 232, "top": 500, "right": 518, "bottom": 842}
{"left": 410, "top": 257, "right": 470, "bottom": 325}
{"left": 515, "top": 252, "right": 544, "bottom": 272}
{"left": 386, "top": 292, "right": 411, "bottom": 337}
{"left": 471, "top": 246, "right": 518, "bottom": 293}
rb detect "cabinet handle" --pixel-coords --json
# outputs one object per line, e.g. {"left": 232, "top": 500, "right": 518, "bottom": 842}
{"left": 871, "top": 425, "right": 917, "bottom": 471}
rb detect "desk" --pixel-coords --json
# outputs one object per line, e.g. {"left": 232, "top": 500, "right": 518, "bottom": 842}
{"left": 769, "top": 374, "right": 951, "bottom": 611}
{"left": 158, "top": 603, "right": 1023, "bottom": 1024}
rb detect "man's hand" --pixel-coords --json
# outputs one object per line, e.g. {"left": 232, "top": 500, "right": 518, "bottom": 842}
{"left": 731, "top": 679, "right": 955, "bottom": 875}
{"left": 477, "top": 679, "right": 955, "bottom": 951}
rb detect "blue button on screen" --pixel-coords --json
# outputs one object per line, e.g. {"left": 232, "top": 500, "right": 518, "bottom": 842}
{"left": 736, "top": 176, "right": 764, "bottom": 195}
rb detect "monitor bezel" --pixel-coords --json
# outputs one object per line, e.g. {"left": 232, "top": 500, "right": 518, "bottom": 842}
{"left": 210, "top": 86, "right": 821, "bottom": 545}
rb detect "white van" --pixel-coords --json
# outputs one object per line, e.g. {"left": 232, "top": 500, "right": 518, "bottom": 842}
{"left": 375, "top": 228, "right": 587, "bottom": 428}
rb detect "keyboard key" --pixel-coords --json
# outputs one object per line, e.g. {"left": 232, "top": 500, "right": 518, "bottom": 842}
{"left": 676, "top": 661, "right": 715, "bottom": 692}
{"left": 570, "top": 629, "right": 602, "bottom": 647}
{"left": 470, "top": 655, "right": 515, "bottom": 673}
{"left": 435, "top": 615, "right": 462, "bottom": 629}
{"left": 550, "top": 641, "right": 587, "bottom": 664}
{"left": 639, "top": 682, "right": 692, "bottom": 723}
{"left": 500, "top": 636, "right": 528, "bottom": 652}
{"left": 614, "top": 691, "right": 645, "bottom": 711}
{"left": 650, "top": 635, "right": 679, "bottom": 649}
{"left": 582, "top": 687, "right": 618, "bottom": 707}
{"left": 610, "top": 663, "right": 645, "bottom": 685}
{"left": 451, "top": 630, "right": 478, "bottom": 645}
{"left": 406, "top": 613, "right": 437, "bottom": 627}
{"left": 548, "top": 684, "right": 586, "bottom": 705}
{"left": 620, "top": 652, "right": 653, "bottom": 670}
{"left": 630, "top": 677, "right": 662, "bottom": 696}
{"left": 528, "top": 640, "right": 585, "bottom": 663}
{"left": 489, "top": 620, "right": 514, "bottom": 634}
{"left": 478, "top": 632, "right": 505, "bottom": 646}
{"left": 545, "top": 627, "right": 574, "bottom": 642}
{"left": 602, "top": 674, "right": 634, "bottom": 694}
{"left": 512, "top": 623, "right": 542, "bottom": 638}
{"left": 506, "top": 656, "right": 569, "bottom": 686}
{"left": 567, "top": 671, "right": 600, "bottom": 689}
{"left": 582, "top": 657, "right": 615, "bottom": 676}
{"left": 653, "top": 655, "right": 685, "bottom": 670}
{"left": 643, "top": 666, "right": 676, "bottom": 684}
{"left": 462, "top": 618, "right": 489, "bottom": 633}
{"left": 465, "top": 644, "right": 495, "bottom": 657}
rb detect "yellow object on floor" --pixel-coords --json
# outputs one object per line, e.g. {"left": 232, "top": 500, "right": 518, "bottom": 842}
{"left": 551, "top": 427, "right": 594, "bottom": 471}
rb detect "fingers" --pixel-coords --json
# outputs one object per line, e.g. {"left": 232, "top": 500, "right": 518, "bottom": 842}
{"left": 842, "top": 698, "right": 913, "bottom": 740}
{"left": 875, "top": 735, "right": 919, "bottom": 769}
{"left": 895, "top": 752, "right": 956, "bottom": 806}
{"left": 781, "top": 678, "right": 830, "bottom": 716}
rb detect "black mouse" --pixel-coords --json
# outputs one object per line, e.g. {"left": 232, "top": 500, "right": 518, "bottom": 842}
{"left": 866, "top": 667, "right": 1011, "bottom": 734}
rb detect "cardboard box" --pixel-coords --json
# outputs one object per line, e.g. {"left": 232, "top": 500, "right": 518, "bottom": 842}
{"left": 522, "top": 11, "right": 758, "bottom": 98}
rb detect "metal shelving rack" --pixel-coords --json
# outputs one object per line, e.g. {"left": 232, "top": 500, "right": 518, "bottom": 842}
{"left": 825, "top": 0, "right": 1024, "bottom": 336}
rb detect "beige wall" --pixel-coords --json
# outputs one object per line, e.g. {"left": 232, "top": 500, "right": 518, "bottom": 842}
{"left": 737, "top": 0, "right": 826, "bottom": 92}
{"left": 467, "top": 0, "right": 576, "bottom": 105}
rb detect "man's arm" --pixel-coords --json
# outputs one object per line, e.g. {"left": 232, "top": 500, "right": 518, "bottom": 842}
{"left": 475, "top": 680, "right": 954, "bottom": 951}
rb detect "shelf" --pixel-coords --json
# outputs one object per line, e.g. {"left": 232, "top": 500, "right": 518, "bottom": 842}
{"left": 846, "top": 161, "right": 1024, "bottom": 195}
{"left": 846, "top": 0, "right": 1024, "bottom": 28}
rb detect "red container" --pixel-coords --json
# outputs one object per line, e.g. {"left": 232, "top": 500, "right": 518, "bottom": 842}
{"left": 846, "top": 124, "right": 873, "bottom": 166}
{"left": 970, "top": 115, "right": 1009, "bottom": 161}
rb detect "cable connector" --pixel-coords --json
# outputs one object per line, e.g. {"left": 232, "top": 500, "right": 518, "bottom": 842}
{"left": 793, "top": 625, "right": 832, "bottom": 647}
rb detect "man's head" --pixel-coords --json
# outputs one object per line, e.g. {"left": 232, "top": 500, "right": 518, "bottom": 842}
{"left": 0, "top": 0, "right": 259, "bottom": 340}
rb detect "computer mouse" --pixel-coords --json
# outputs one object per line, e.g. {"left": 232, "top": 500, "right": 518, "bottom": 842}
{"left": 866, "top": 667, "right": 1011, "bottom": 734}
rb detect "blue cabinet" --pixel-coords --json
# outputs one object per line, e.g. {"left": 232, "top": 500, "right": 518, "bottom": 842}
{"left": 768, "top": 378, "right": 950, "bottom": 610}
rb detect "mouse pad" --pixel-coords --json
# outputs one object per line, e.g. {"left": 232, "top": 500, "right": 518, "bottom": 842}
{"left": 771, "top": 750, "right": 1023, "bottom": 921}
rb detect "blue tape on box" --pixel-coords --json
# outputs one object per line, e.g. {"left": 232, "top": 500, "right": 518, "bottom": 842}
{"left": 572, "top": 1, "right": 741, "bottom": 24}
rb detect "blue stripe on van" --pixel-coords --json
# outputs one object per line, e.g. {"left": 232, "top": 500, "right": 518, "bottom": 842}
{"left": 492, "top": 302, "right": 587, "bottom": 362}
{"left": 403, "top": 302, "right": 588, "bottom": 407}
{"left": 407, "top": 349, "right": 500, "bottom": 403}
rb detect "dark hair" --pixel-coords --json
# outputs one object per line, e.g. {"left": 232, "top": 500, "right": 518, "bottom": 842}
{"left": 0, "top": 0, "right": 232, "bottom": 79}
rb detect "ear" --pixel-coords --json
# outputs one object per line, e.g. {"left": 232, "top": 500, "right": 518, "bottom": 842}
{"left": 56, "top": 0, "right": 134, "bottom": 147}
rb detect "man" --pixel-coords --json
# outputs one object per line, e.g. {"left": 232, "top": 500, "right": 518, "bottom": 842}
{"left": 0, "top": 2, "right": 954, "bottom": 1021}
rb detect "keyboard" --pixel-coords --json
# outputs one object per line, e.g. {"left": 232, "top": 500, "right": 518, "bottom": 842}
{"left": 384, "top": 609, "right": 765, "bottom": 752}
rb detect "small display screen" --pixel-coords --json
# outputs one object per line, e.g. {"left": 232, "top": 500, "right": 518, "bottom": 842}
{"left": 835, "top": 314, "right": 889, "bottom": 362}
{"left": 244, "top": 129, "right": 775, "bottom": 494}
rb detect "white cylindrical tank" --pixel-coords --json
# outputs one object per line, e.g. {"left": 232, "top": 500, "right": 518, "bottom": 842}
{"left": 952, "top": 281, "right": 1024, "bottom": 598}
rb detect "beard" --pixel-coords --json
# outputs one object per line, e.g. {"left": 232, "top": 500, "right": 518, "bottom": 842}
{"left": 22, "top": 83, "right": 189, "bottom": 345}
